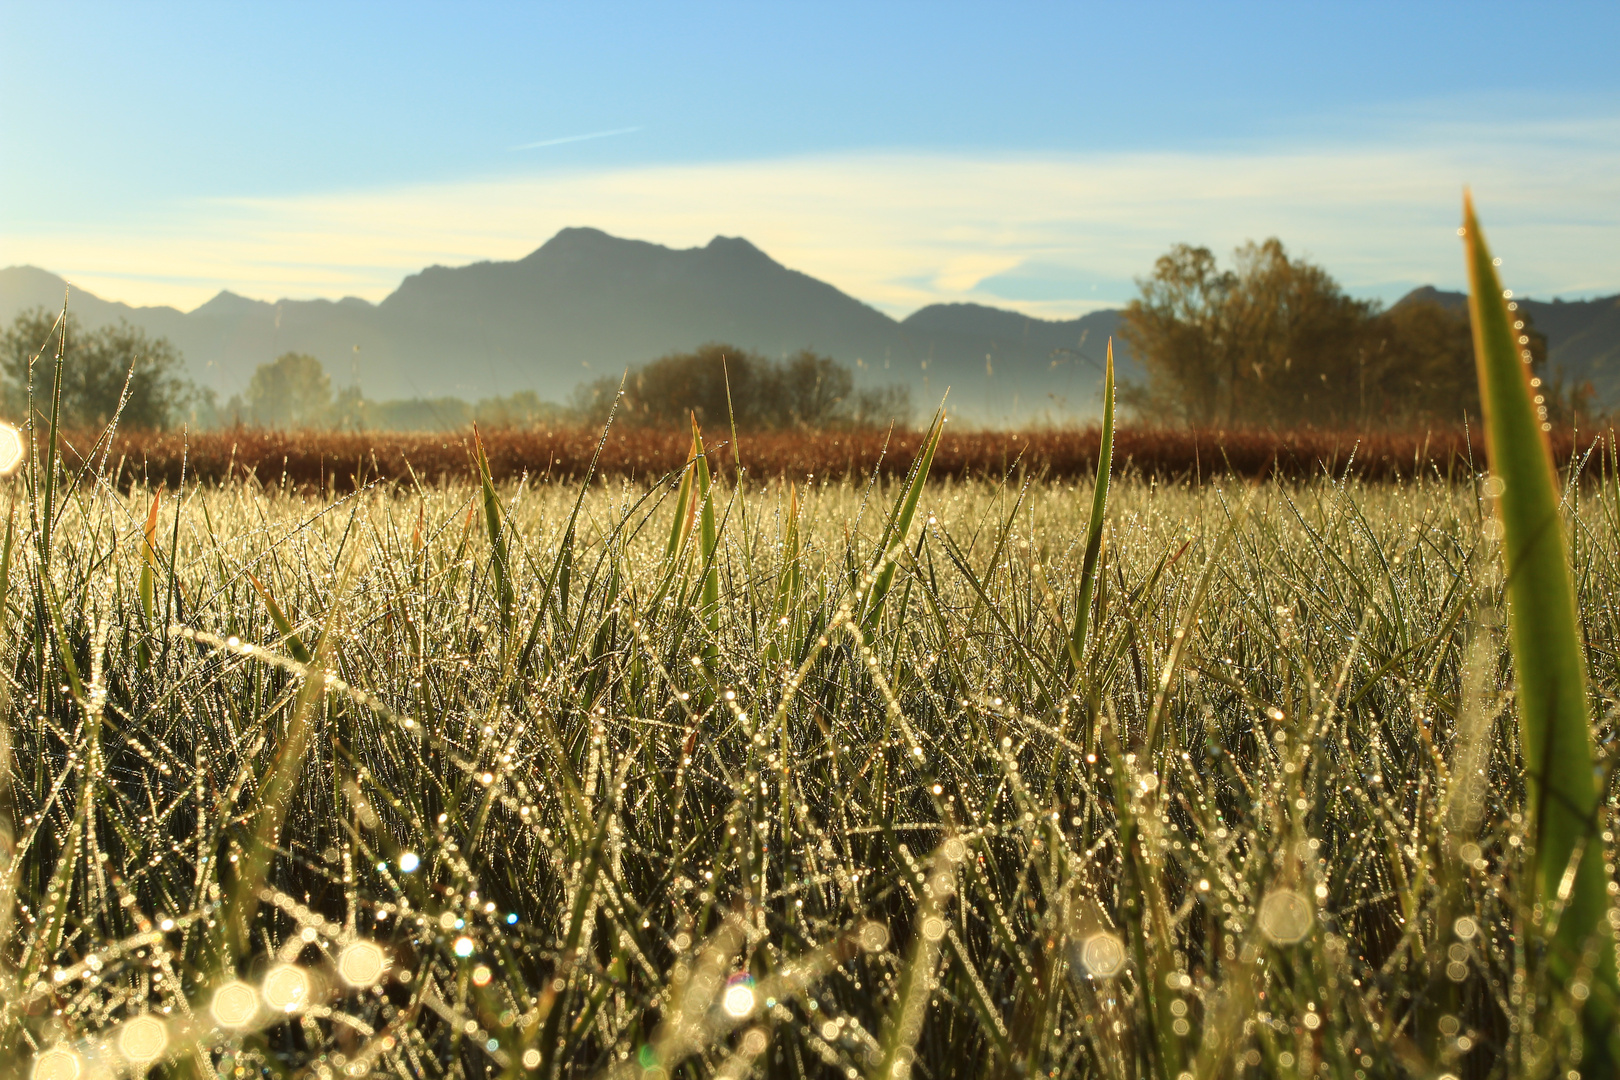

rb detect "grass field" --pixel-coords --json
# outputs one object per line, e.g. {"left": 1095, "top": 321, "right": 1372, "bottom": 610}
{"left": 3, "top": 442, "right": 1618, "bottom": 1079}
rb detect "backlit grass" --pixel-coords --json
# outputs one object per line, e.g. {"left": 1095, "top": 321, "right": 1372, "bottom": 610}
{"left": 6, "top": 449, "right": 1620, "bottom": 1077}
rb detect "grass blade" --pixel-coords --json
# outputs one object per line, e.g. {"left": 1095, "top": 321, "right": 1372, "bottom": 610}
{"left": 692, "top": 415, "right": 721, "bottom": 675}
{"left": 1070, "top": 340, "right": 1115, "bottom": 668}
{"left": 860, "top": 403, "right": 946, "bottom": 638}
{"left": 225, "top": 593, "right": 346, "bottom": 959}
{"left": 1463, "top": 193, "right": 1616, "bottom": 1031}
{"left": 474, "top": 426, "right": 514, "bottom": 638}
{"left": 139, "top": 489, "right": 160, "bottom": 625}
{"left": 246, "top": 570, "right": 313, "bottom": 665}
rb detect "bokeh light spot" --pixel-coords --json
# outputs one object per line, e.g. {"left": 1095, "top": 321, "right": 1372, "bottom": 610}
{"left": 1259, "top": 889, "right": 1313, "bottom": 944}
{"left": 0, "top": 422, "right": 22, "bottom": 478}
{"left": 263, "top": 964, "right": 312, "bottom": 1012}
{"left": 211, "top": 980, "right": 261, "bottom": 1029}
{"left": 117, "top": 1016, "right": 169, "bottom": 1064}
{"left": 338, "top": 941, "right": 387, "bottom": 987}
{"left": 721, "top": 975, "right": 756, "bottom": 1018}
{"left": 31, "top": 1047, "right": 81, "bottom": 1080}
{"left": 1081, "top": 932, "right": 1126, "bottom": 977}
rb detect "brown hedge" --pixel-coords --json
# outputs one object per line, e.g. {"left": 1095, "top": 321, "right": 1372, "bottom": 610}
{"left": 48, "top": 423, "right": 1596, "bottom": 492}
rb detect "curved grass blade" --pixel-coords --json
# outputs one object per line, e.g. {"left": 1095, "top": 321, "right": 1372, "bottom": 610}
{"left": 246, "top": 570, "right": 313, "bottom": 665}
{"left": 225, "top": 590, "right": 346, "bottom": 959}
{"left": 1463, "top": 194, "right": 1616, "bottom": 1033}
{"left": 693, "top": 414, "right": 719, "bottom": 624}
{"left": 765, "top": 482, "right": 801, "bottom": 668}
{"left": 138, "top": 489, "right": 160, "bottom": 627}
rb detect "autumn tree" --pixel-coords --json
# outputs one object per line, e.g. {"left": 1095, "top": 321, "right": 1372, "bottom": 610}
{"left": 1363, "top": 297, "right": 1553, "bottom": 426}
{"left": 1121, "top": 240, "right": 1375, "bottom": 427}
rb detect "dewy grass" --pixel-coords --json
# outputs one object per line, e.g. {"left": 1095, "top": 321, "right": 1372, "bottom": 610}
{"left": 8, "top": 409, "right": 1620, "bottom": 1075}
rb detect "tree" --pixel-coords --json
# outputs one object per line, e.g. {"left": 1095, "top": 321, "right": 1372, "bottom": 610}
{"left": 1117, "top": 245, "right": 1233, "bottom": 426}
{"left": 0, "top": 308, "right": 195, "bottom": 429}
{"left": 236, "top": 352, "right": 333, "bottom": 428}
{"left": 776, "top": 350, "right": 854, "bottom": 427}
{"left": 1120, "top": 240, "right": 1373, "bottom": 428}
{"left": 1360, "top": 299, "right": 1548, "bottom": 426}
{"left": 571, "top": 343, "right": 909, "bottom": 430}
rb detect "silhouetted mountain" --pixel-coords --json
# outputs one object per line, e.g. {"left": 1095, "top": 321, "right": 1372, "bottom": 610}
{"left": 0, "top": 229, "right": 1126, "bottom": 423}
{"left": 1396, "top": 286, "right": 1620, "bottom": 402}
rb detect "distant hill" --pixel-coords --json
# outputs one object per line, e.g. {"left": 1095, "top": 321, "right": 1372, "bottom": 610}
{"left": 1396, "top": 286, "right": 1620, "bottom": 402}
{"left": 0, "top": 229, "right": 1128, "bottom": 424}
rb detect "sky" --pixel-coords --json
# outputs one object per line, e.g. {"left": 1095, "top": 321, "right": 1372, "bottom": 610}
{"left": 2, "top": 0, "right": 1618, "bottom": 318}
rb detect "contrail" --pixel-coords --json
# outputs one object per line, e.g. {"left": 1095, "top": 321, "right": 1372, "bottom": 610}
{"left": 509, "top": 126, "right": 640, "bottom": 151}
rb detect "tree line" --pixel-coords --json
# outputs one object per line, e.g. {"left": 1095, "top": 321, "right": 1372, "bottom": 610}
{"left": 0, "top": 309, "right": 909, "bottom": 433}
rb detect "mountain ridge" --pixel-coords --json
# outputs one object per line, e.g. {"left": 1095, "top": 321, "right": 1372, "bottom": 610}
{"left": 0, "top": 229, "right": 1127, "bottom": 422}
{"left": 8, "top": 230, "right": 1613, "bottom": 422}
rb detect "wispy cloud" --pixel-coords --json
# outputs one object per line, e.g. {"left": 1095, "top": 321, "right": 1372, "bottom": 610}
{"left": 508, "top": 126, "right": 640, "bottom": 151}
{"left": 6, "top": 117, "right": 1618, "bottom": 315}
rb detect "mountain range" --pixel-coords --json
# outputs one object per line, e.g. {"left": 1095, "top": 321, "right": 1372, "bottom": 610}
{"left": 4, "top": 229, "right": 1618, "bottom": 423}
{"left": 0, "top": 229, "right": 1125, "bottom": 424}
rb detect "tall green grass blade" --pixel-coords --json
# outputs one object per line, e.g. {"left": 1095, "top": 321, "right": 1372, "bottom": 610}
{"left": 37, "top": 308, "right": 66, "bottom": 564}
{"left": 774, "top": 482, "right": 801, "bottom": 621}
{"left": 765, "top": 483, "right": 802, "bottom": 670}
{"left": 516, "top": 400, "right": 620, "bottom": 673}
{"left": 1070, "top": 340, "right": 1115, "bottom": 668}
{"left": 0, "top": 508, "right": 13, "bottom": 622}
{"left": 474, "top": 426, "right": 514, "bottom": 638}
{"left": 693, "top": 415, "right": 719, "bottom": 618}
{"left": 665, "top": 431, "right": 699, "bottom": 569}
{"left": 138, "top": 489, "right": 160, "bottom": 627}
{"left": 1463, "top": 194, "right": 1616, "bottom": 1026}
{"left": 692, "top": 416, "right": 721, "bottom": 676}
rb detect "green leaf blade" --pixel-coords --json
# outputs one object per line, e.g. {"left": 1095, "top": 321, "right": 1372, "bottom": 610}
{"left": 1465, "top": 195, "right": 1609, "bottom": 988}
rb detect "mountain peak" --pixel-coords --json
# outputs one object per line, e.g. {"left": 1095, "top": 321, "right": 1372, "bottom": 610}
{"left": 524, "top": 226, "right": 619, "bottom": 259}
{"left": 704, "top": 234, "right": 765, "bottom": 255}
{"left": 190, "top": 290, "right": 272, "bottom": 317}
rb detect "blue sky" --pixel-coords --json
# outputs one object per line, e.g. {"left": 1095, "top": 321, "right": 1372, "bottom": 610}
{"left": 3, "top": 1, "right": 1618, "bottom": 315}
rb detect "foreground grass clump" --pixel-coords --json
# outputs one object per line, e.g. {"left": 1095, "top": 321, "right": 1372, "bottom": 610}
{"left": 6, "top": 458, "right": 1620, "bottom": 1078}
